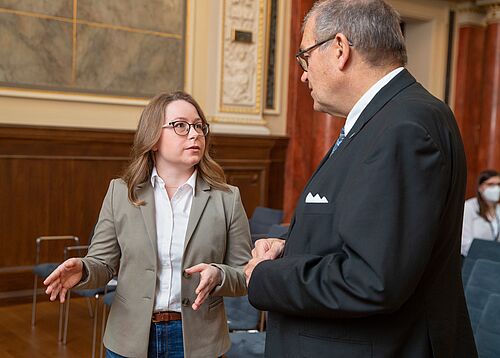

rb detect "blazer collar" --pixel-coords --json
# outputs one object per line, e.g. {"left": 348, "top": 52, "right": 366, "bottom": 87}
{"left": 137, "top": 181, "right": 158, "bottom": 257}
{"left": 184, "top": 176, "right": 211, "bottom": 249}
{"left": 306, "top": 69, "right": 416, "bottom": 184}
{"left": 335, "top": 68, "right": 416, "bottom": 155}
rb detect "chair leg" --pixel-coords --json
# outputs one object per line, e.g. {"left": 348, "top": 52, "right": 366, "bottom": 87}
{"left": 86, "top": 296, "right": 94, "bottom": 318}
{"left": 31, "top": 275, "right": 38, "bottom": 327}
{"left": 91, "top": 294, "right": 99, "bottom": 358}
{"left": 259, "top": 311, "right": 266, "bottom": 332}
{"left": 99, "top": 299, "right": 110, "bottom": 358}
{"left": 99, "top": 300, "right": 108, "bottom": 358}
{"left": 63, "top": 290, "right": 71, "bottom": 345}
{"left": 58, "top": 301, "right": 64, "bottom": 342}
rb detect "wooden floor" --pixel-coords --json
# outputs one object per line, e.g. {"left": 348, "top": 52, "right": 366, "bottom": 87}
{"left": 0, "top": 297, "right": 101, "bottom": 358}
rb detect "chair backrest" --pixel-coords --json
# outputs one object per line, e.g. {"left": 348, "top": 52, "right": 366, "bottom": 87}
{"left": 465, "top": 259, "right": 500, "bottom": 333}
{"left": 267, "top": 224, "right": 289, "bottom": 239}
{"left": 224, "top": 296, "right": 260, "bottom": 331}
{"left": 249, "top": 207, "right": 283, "bottom": 236}
{"left": 475, "top": 294, "right": 500, "bottom": 358}
{"left": 35, "top": 236, "right": 80, "bottom": 265}
{"left": 462, "top": 240, "right": 500, "bottom": 287}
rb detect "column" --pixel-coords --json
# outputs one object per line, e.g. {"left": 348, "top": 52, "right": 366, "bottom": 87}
{"left": 454, "top": 2, "right": 486, "bottom": 198}
{"left": 477, "top": 2, "right": 500, "bottom": 172}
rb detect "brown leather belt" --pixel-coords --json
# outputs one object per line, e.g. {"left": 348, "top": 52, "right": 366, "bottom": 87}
{"left": 152, "top": 311, "right": 182, "bottom": 323}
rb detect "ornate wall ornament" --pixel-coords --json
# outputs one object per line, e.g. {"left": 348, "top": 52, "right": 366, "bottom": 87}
{"left": 456, "top": 2, "right": 486, "bottom": 26}
{"left": 220, "top": 0, "right": 265, "bottom": 114}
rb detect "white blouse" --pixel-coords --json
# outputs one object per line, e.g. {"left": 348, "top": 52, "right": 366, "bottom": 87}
{"left": 461, "top": 197, "right": 500, "bottom": 256}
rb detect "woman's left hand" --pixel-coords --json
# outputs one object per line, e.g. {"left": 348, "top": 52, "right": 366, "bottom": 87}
{"left": 184, "top": 263, "right": 223, "bottom": 311}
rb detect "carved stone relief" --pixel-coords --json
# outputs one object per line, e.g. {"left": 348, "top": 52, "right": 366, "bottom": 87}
{"left": 221, "top": 0, "right": 262, "bottom": 110}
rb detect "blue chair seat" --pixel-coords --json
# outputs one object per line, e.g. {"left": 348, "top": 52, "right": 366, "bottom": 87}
{"left": 227, "top": 331, "right": 266, "bottom": 357}
{"left": 103, "top": 291, "right": 115, "bottom": 306}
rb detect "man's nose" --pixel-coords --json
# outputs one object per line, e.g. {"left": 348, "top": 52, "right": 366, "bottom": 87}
{"left": 300, "top": 70, "right": 308, "bottom": 83}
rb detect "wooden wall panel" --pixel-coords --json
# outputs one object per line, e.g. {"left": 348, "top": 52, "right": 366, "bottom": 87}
{"left": 0, "top": 124, "right": 287, "bottom": 304}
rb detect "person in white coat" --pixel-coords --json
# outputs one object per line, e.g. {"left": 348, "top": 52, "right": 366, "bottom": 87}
{"left": 461, "top": 169, "right": 500, "bottom": 256}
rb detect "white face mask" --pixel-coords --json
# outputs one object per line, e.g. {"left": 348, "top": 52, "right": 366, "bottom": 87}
{"left": 482, "top": 185, "right": 500, "bottom": 203}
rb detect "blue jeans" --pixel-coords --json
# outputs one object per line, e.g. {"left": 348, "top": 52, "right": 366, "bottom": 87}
{"left": 105, "top": 320, "right": 184, "bottom": 358}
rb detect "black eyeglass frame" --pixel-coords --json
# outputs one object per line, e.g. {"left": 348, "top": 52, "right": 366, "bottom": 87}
{"left": 295, "top": 34, "right": 353, "bottom": 72}
{"left": 162, "top": 121, "right": 210, "bottom": 136}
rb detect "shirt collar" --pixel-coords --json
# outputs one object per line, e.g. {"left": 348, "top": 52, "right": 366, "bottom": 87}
{"left": 344, "top": 67, "right": 404, "bottom": 136}
{"left": 150, "top": 167, "right": 197, "bottom": 192}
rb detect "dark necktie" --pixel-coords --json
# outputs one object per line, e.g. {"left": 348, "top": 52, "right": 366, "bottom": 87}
{"left": 330, "top": 127, "right": 346, "bottom": 157}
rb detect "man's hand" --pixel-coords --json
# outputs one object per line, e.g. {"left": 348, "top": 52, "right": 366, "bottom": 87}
{"left": 245, "top": 238, "right": 285, "bottom": 285}
{"left": 43, "top": 258, "right": 84, "bottom": 303}
{"left": 184, "top": 263, "right": 223, "bottom": 311}
{"left": 253, "top": 238, "right": 285, "bottom": 259}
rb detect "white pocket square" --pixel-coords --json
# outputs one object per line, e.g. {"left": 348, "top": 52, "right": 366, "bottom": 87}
{"left": 305, "top": 192, "right": 329, "bottom": 203}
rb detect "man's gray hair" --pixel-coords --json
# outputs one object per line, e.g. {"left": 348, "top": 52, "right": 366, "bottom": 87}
{"left": 305, "top": 0, "right": 407, "bottom": 66}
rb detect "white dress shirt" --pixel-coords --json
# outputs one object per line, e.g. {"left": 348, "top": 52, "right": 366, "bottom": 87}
{"left": 461, "top": 197, "right": 500, "bottom": 256}
{"left": 151, "top": 168, "right": 197, "bottom": 312}
{"left": 344, "top": 67, "right": 404, "bottom": 136}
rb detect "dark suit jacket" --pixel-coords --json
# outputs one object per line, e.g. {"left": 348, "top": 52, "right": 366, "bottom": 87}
{"left": 248, "top": 70, "right": 477, "bottom": 358}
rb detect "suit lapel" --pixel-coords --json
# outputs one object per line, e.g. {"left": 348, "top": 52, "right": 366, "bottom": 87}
{"left": 184, "top": 176, "right": 211, "bottom": 250}
{"left": 137, "top": 182, "right": 158, "bottom": 257}
{"left": 334, "top": 68, "right": 416, "bottom": 156}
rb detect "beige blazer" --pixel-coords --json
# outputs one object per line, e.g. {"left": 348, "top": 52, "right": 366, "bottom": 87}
{"left": 77, "top": 177, "right": 252, "bottom": 358}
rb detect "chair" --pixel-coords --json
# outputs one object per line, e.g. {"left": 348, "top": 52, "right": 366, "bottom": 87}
{"left": 98, "top": 289, "right": 116, "bottom": 358}
{"left": 462, "top": 240, "right": 500, "bottom": 287}
{"left": 249, "top": 207, "right": 284, "bottom": 243}
{"left": 224, "top": 296, "right": 266, "bottom": 358}
{"left": 464, "top": 259, "right": 500, "bottom": 333}
{"left": 266, "top": 224, "right": 289, "bottom": 239}
{"left": 31, "top": 235, "right": 80, "bottom": 341}
{"left": 61, "top": 245, "right": 115, "bottom": 358}
{"left": 475, "top": 294, "right": 500, "bottom": 358}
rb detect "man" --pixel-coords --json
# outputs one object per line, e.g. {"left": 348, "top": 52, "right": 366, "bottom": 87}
{"left": 245, "top": 0, "right": 477, "bottom": 357}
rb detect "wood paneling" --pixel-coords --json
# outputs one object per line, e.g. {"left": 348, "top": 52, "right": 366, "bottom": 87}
{"left": 0, "top": 124, "right": 287, "bottom": 304}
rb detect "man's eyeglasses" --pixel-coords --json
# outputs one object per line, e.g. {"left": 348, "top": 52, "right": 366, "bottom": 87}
{"left": 295, "top": 34, "right": 353, "bottom": 72}
{"left": 162, "top": 121, "right": 210, "bottom": 136}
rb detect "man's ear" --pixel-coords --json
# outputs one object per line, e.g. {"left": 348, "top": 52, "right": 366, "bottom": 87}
{"left": 335, "top": 33, "right": 351, "bottom": 70}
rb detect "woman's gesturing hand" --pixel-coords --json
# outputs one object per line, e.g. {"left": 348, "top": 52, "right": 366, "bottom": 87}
{"left": 43, "top": 258, "right": 84, "bottom": 303}
{"left": 184, "top": 263, "right": 223, "bottom": 311}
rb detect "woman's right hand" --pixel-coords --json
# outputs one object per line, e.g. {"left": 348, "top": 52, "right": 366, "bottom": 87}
{"left": 43, "top": 258, "right": 84, "bottom": 303}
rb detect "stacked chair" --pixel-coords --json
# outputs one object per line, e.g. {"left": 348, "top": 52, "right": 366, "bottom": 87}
{"left": 474, "top": 294, "right": 500, "bottom": 358}
{"left": 61, "top": 245, "right": 116, "bottom": 358}
{"left": 31, "top": 235, "right": 116, "bottom": 358}
{"left": 462, "top": 239, "right": 500, "bottom": 357}
{"left": 97, "top": 289, "right": 116, "bottom": 358}
{"left": 462, "top": 239, "right": 500, "bottom": 287}
{"left": 31, "top": 235, "right": 80, "bottom": 341}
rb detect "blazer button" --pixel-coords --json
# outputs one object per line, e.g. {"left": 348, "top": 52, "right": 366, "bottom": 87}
{"left": 182, "top": 298, "right": 190, "bottom": 307}
{"left": 183, "top": 271, "right": 191, "bottom": 279}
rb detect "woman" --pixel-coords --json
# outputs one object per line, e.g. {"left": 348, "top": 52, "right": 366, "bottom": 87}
{"left": 44, "top": 91, "right": 252, "bottom": 358}
{"left": 461, "top": 169, "right": 500, "bottom": 256}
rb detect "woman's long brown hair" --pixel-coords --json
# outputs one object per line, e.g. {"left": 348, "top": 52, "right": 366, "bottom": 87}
{"left": 122, "top": 91, "right": 228, "bottom": 206}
